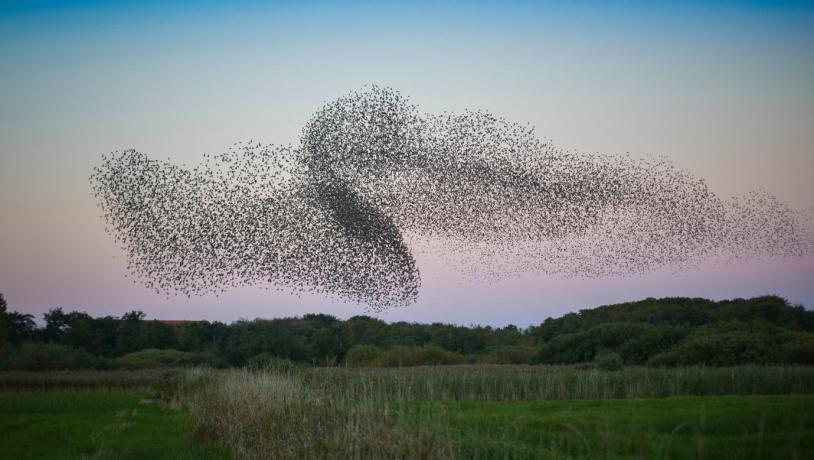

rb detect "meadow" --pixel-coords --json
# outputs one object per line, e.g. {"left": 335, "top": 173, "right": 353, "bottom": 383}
{"left": 4, "top": 365, "right": 810, "bottom": 459}
{"left": 0, "top": 392, "right": 228, "bottom": 459}
{"left": 4, "top": 291, "right": 814, "bottom": 460}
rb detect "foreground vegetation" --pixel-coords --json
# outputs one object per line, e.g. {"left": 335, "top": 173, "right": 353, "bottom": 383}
{"left": 3, "top": 292, "right": 814, "bottom": 458}
{"left": 2, "top": 365, "right": 813, "bottom": 459}
{"left": 416, "top": 396, "right": 813, "bottom": 459}
{"left": 157, "top": 365, "right": 814, "bottom": 459}
{"left": 0, "top": 393, "right": 227, "bottom": 459}
{"left": 2, "top": 294, "right": 813, "bottom": 371}
{"left": 299, "top": 365, "right": 814, "bottom": 400}
{"left": 0, "top": 369, "right": 177, "bottom": 392}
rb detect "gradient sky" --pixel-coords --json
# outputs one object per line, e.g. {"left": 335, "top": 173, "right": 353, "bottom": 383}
{"left": 1, "top": 0, "right": 813, "bottom": 327}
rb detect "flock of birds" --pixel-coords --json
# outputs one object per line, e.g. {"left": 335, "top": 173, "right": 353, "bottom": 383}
{"left": 90, "top": 86, "right": 812, "bottom": 311}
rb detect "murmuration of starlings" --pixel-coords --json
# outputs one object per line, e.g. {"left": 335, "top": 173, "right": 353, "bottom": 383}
{"left": 90, "top": 86, "right": 812, "bottom": 311}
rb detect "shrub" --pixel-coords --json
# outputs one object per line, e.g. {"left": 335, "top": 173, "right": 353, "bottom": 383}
{"left": 647, "top": 321, "right": 787, "bottom": 367}
{"left": 647, "top": 351, "right": 678, "bottom": 367}
{"left": 782, "top": 332, "right": 814, "bottom": 364}
{"left": 616, "top": 325, "right": 691, "bottom": 364}
{"left": 0, "top": 343, "right": 104, "bottom": 371}
{"left": 117, "top": 348, "right": 218, "bottom": 369}
{"left": 533, "top": 330, "right": 595, "bottom": 364}
{"left": 478, "top": 345, "right": 537, "bottom": 364}
{"left": 345, "top": 345, "right": 383, "bottom": 367}
{"left": 647, "top": 333, "right": 771, "bottom": 367}
{"left": 379, "top": 345, "right": 465, "bottom": 367}
{"left": 594, "top": 350, "right": 623, "bottom": 371}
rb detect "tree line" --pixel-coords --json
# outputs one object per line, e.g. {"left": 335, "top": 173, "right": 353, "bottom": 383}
{"left": 1, "top": 293, "right": 812, "bottom": 370}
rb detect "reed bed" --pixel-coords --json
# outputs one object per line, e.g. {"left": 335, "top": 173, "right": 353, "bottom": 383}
{"left": 159, "top": 365, "right": 814, "bottom": 459}
{"left": 302, "top": 365, "right": 814, "bottom": 401}
{"left": 0, "top": 369, "right": 180, "bottom": 392}
{"left": 162, "top": 368, "right": 453, "bottom": 460}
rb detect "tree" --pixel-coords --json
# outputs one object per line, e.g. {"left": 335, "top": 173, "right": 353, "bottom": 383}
{"left": 0, "top": 293, "right": 9, "bottom": 345}
{"left": 43, "top": 308, "right": 69, "bottom": 343}
{"left": 311, "top": 327, "right": 341, "bottom": 363}
{"left": 60, "top": 311, "right": 96, "bottom": 351}
{"left": 141, "top": 321, "right": 178, "bottom": 350}
{"left": 115, "top": 310, "right": 147, "bottom": 356}
{"left": 7, "top": 312, "right": 37, "bottom": 343}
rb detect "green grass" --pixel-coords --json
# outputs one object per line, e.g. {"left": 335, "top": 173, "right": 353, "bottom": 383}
{"left": 0, "top": 393, "right": 228, "bottom": 459}
{"left": 401, "top": 395, "right": 814, "bottom": 459}
{"left": 4, "top": 368, "right": 814, "bottom": 459}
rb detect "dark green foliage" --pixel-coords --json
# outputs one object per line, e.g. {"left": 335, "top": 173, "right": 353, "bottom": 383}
{"left": 41, "top": 308, "right": 119, "bottom": 356}
{"left": 616, "top": 324, "right": 690, "bottom": 364}
{"left": 530, "top": 296, "right": 812, "bottom": 341}
{"left": 0, "top": 294, "right": 812, "bottom": 369}
{"left": 478, "top": 345, "right": 537, "bottom": 364}
{"left": 116, "top": 312, "right": 178, "bottom": 356}
{"left": 345, "top": 345, "right": 466, "bottom": 367}
{"left": 648, "top": 321, "right": 814, "bottom": 367}
{"left": 117, "top": 349, "right": 220, "bottom": 369}
{"left": 6, "top": 311, "right": 37, "bottom": 344}
{"left": 783, "top": 332, "right": 814, "bottom": 364}
{"left": 0, "top": 343, "right": 104, "bottom": 371}
{"left": 0, "top": 293, "right": 8, "bottom": 345}
{"left": 430, "top": 326, "right": 488, "bottom": 355}
{"left": 345, "top": 344, "right": 383, "bottom": 367}
{"left": 224, "top": 319, "right": 310, "bottom": 365}
{"left": 594, "top": 349, "right": 623, "bottom": 371}
{"left": 379, "top": 345, "right": 466, "bottom": 367}
{"left": 175, "top": 321, "right": 229, "bottom": 355}
{"left": 533, "top": 296, "right": 814, "bottom": 367}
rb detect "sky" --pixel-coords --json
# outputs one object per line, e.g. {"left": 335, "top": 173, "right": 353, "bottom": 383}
{"left": 1, "top": 0, "right": 813, "bottom": 327}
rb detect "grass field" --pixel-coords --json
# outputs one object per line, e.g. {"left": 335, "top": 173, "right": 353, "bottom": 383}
{"left": 0, "top": 393, "right": 228, "bottom": 459}
{"left": 408, "top": 396, "right": 814, "bottom": 459}
{"left": 2, "top": 366, "right": 814, "bottom": 459}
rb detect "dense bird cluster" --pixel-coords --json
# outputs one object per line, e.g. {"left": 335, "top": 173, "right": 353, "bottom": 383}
{"left": 90, "top": 86, "right": 812, "bottom": 311}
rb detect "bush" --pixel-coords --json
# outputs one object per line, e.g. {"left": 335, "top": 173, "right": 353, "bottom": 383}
{"left": 347, "top": 345, "right": 466, "bottom": 368}
{"left": 532, "top": 331, "right": 595, "bottom": 364}
{"left": 478, "top": 345, "right": 537, "bottom": 364}
{"left": 782, "top": 332, "right": 814, "bottom": 364}
{"left": 379, "top": 345, "right": 465, "bottom": 367}
{"left": 616, "top": 325, "right": 690, "bottom": 364}
{"left": 117, "top": 348, "right": 218, "bottom": 369}
{"left": 647, "top": 321, "right": 786, "bottom": 367}
{"left": 345, "top": 345, "right": 383, "bottom": 367}
{"left": 0, "top": 343, "right": 104, "bottom": 371}
{"left": 647, "top": 333, "right": 772, "bottom": 367}
{"left": 594, "top": 350, "right": 623, "bottom": 371}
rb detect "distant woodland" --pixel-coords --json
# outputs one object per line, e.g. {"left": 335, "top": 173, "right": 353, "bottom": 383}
{"left": 1, "top": 294, "right": 812, "bottom": 371}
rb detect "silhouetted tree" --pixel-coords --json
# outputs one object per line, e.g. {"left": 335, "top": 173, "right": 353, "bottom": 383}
{"left": 6, "top": 312, "right": 37, "bottom": 343}
{"left": 115, "top": 310, "right": 147, "bottom": 356}
{"left": 0, "top": 293, "right": 8, "bottom": 345}
{"left": 1, "top": 296, "right": 811, "bottom": 368}
{"left": 43, "top": 308, "right": 69, "bottom": 343}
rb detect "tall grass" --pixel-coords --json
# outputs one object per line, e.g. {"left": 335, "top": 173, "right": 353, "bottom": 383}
{"left": 159, "top": 365, "right": 814, "bottom": 459}
{"left": 162, "top": 368, "right": 453, "bottom": 460}
{"left": 0, "top": 369, "right": 179, "bottom": 392}
{"left": 303, "top": 365, "right": 814, "bottom": 401}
